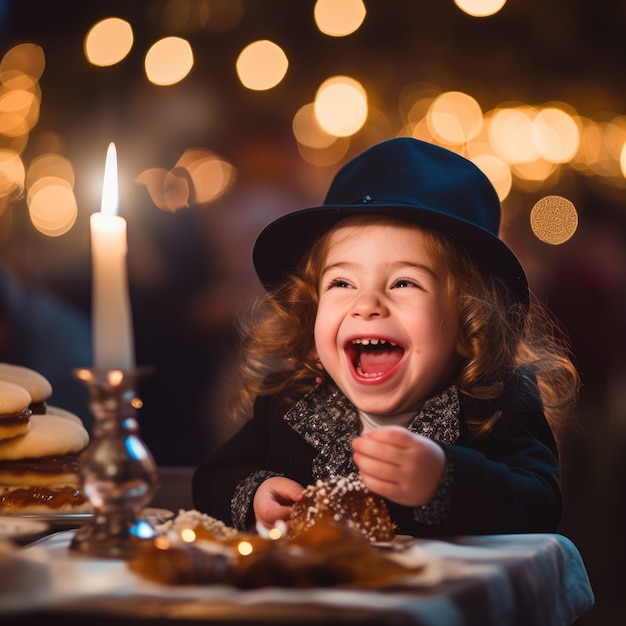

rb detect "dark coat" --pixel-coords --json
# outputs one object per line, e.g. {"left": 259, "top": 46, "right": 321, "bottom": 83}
{"left": 192, "top": 368, "right": 561, "bottom": 537}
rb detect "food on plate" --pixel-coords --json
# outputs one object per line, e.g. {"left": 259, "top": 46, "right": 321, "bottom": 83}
{"left": 130, "top": 537, "right": 234, "bottom": 585}
{"left": 0, "top": 414, "right": 91, "bottom": 514}
{"left": 234, "top": 520, "right": 408, "bottom": 589}
{"left": 130, "top": 510, "right": 419, "bottom": 589}
{"left": 0, "top": 380, "right": 32, "bottom": 441}
{"left": 0, "top": 363, "right": 53, "bottom": 415}
{"left": 289, "top": 475, "right": 396, "bottom": 542}
{"left": 131, "top": 510, "right": 240, "bottom": 585}
{"left": 157, "top": 508, "right": 239, "bottom": 541}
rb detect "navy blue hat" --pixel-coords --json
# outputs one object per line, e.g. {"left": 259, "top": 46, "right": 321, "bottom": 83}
{"left": 253, "top": 137, "right": 529, "bottom": 307}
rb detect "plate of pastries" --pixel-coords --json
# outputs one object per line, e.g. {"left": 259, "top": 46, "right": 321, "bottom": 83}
{"left": 0, "top": 363, "right": 173, "bottom": 530}
{"left": 0, "top": 363, "right": 92, "bottom": 523}
{"left": 130, "top": 475, "right": 438, "bottom": 590}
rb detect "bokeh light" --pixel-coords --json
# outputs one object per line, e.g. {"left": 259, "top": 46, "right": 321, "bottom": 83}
{"left": 179, "top": 528, "right": 197, "bottom": 542}
{"left": 28, "top": 179, "right": 77, "bottom": 237}
{"left": 237, "top": 541, "right": 253, "bottom": 556}
{"left": 532, "top": 105, "right": 580, "bottom": 163}
{"left": 427, "top": 91, "right": 483, "bottom": 145}
{"left": 268, "top": 527, "right": 282, "bottom": 540}
{"left": 136, "top": 148, "right": 235, "bottom": 212}
{"left": 145, "top": 37, "right": 194, "bottom": 85}
{"left": 314, "top": 75, "right": 368, "bottom": 137}
{"left": 603, "top": 115, "right": 626, "bottom": 170}
{"left": 0, "top": 87, "right": 39, "bottom": 136}
{"left": 572, "top": 117, "right": 604, "bottom": 172}
{"left": 0, "top": 149, "right": 25, "bottom": 199}
{"left": 511, "top": 158, "right": 559, "bottom": 188}
{"left": 236, "top": 40, "right": 288, "bottom": 91}
{"left": 296, "top": 134, "right": 350, "bottom": 167}
{"left": 0, "top": 43, "right": 45, "bottom": 81}
{"left": 530, "top": 195, "right": 578, "bottom": 245}
{"left": 298, "top": 137, "right": 350, "bottom": 167}
{"left": 489, "top": 106, "right": 539, "bottom": 163}
{"left": 292, "top": 103, "right": 337, "bottom": 149}
{"left": 176, "top": 148, "right": 236, "bottom": 204}
{"left": 26, "top": 153, "right": 75, "bottom": 189}
{"left": 472, "top": 153, "right": 512, "bottom": 201}
{"left": 314, "top": 0, "right": 366, "bottom": 36}
{"left": 84, "top": 18, "right": 134, "bottom": 67}
{"left": 17, "top": 150, "right": 78, "bottom": 237}
{"left": 0, "top": 4, "right": 625, "bottom": 244}
{"left": 0, "top": 44, "right": 44, "bottom": 159}
{"left": 454, "top": 0, "right": 507, "bottom": 18}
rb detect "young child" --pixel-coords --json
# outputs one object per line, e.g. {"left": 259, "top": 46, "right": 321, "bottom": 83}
{"left": 192, "top": 137, "right": 579, "bottom": 537}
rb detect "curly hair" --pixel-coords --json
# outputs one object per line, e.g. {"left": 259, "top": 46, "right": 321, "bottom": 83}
{"left": 230, "top": 216, "right": 579, "bottom": 441}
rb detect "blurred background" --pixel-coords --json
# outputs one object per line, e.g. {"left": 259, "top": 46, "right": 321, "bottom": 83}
{"left": 0, "top": 1, "right": 624, "bottom": 622}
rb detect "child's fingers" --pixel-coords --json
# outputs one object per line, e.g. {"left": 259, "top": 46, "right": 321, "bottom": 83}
{"left": 355, "top": 460, "right": 400, "bottom": 487}
{"left": 353, "top": 445, "right": 401, "bottom": 482}
{"left": 352, "top": 432, "right": 407, "bottom": 462}
{"left": 271, "top": 482, "right": 304, "bottom": 505}
{"left": 359, "top": 425, "right": 416, "bottom": 446}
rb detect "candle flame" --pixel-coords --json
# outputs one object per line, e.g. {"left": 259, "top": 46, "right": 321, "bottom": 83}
{"left": 101, "top": 142, "right": 119, "bottom": 216}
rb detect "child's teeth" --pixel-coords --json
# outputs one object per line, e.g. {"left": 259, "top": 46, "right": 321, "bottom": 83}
{"left": 356, "top": 366, "right": 383, "bottom": 378}
{"left": 351, "top": 338, "right": 397, "bottom": 347}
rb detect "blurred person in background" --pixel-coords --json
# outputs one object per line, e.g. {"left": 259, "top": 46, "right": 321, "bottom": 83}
{"left": 0, "top": 263, "right": 92, "bottom": 426}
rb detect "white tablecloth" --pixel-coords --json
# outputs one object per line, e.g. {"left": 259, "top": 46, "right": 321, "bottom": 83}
{"left": 0, "top": 530, "right": 594, "bottom": 625}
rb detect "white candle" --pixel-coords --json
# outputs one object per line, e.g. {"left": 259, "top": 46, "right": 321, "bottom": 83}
{"left": 90, "top": 142, "right": 135, "bottom": 370}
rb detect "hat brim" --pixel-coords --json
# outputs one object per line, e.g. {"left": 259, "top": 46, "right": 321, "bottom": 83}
{"left": 253, "top": 202, "right": 529, "bottom": 307}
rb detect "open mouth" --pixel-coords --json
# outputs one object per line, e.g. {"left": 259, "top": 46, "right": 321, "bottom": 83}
{"left": 345, "top": 338, "right": 405, "bottom": 378}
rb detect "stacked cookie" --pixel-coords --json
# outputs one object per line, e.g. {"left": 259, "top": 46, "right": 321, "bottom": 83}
{"left": 0, "top": 363, "right": 92, "bottom": 515}
{"left": 0, "top": 381, "right": 31, "bottom": 441}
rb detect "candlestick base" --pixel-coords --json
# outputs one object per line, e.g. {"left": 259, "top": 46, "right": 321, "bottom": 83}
{"left": 70, "top": 367, "right": 158, "bottom": 559}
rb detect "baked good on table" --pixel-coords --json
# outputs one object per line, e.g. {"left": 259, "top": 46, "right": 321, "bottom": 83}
{"left": 0, "top": 363, "right": 53, "bottom": 415}
{"left": 0, "top": 414, "right": 92, "bottom": 514}
{"left": 289, "top": 475, "right": 396, "bottom": 542}
{"left": 46, "top": 405, "right": 85, "bottom": 425}
{"left": 0, "top": 381, "right": 32, "bottom": 441}
{"left": 235, "top": 519, "right": 409, "bottom": 589}
{"left": 132, "top": 476, "right": 404, "bottom": 589}
{"left": 130, "top": 509, "right": 417, "bottom": 589}
{"left": 158, "top": 508, "right": 240, "bottom": 542}
{"left": 130, "top": 537, "right": 235, "bottom": 585}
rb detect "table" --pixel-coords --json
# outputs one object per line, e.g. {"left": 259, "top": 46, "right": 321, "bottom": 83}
{"left": 0, "top": 528, "right": 593, "bottom": 625}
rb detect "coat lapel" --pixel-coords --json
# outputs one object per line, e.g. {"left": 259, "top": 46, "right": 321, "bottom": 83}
{"left": 284, "top": 382, "right": 460, "bottom": 482}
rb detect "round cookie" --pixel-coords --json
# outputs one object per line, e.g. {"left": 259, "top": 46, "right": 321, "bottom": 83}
{"left": 0, "top": 363, "right": 52, "bottom": 414}
{"left": 0, "top": 415, "right": 91, "bottom": 514}
{"left": 46, "top": 405, "right": 85, "bottom": 426}
{"left": 0, "top": 414, "right": 89, "bottom": 461}
{"left": 0, "top": 455, "right": 82, "bottom": 487}
{"left": 0, "top": 380, "right": 32, "bottom": 441}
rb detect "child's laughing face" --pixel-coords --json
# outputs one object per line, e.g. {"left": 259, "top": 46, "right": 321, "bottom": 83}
{"left": 314, "top": 221, "right": 461, "bottom": 417}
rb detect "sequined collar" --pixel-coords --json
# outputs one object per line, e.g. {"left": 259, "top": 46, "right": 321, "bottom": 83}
{"left": 283, "top": 382, "right": 460, "bottom": 482}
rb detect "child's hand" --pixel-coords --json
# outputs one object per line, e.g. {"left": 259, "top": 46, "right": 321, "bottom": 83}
{"left": 352, "top": 425, "right": 446, "bottom": 507}
{"left": 253, "top": 476, "right": 304, "bottom": 528}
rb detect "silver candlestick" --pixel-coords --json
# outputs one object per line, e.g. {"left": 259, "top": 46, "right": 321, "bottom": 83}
{"left": 70, "top": 367, "right": 158, "bottom": 558}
